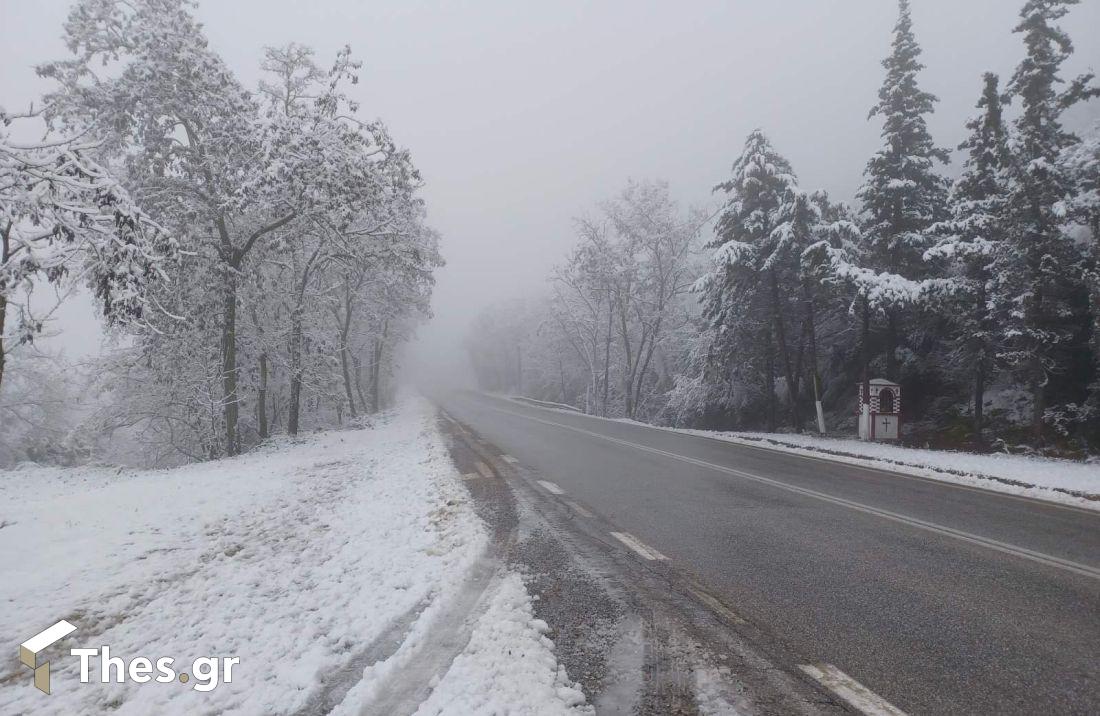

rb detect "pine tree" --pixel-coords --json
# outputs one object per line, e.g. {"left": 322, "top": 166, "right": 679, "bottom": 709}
{"left": 699, "top": 130, "right": 809, "bottom": 429}
{"left": 925, "top": 73, "right": 1010, "bottom": 443}
{"left": 1061, "top": 122, "right": 1100, "bottom": 417}
{"left": 993, "top": 0, "right": 1098, "bottom": 441}
{"left": 857, "top": 0, "right": 949, "bottom": 380}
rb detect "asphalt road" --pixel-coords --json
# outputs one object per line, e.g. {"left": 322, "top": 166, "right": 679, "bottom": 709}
{"left": 435, "top": 390, "right": 1100, "bottom": 716}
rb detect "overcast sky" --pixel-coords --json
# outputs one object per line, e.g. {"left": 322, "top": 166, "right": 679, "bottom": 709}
{"left": 3, "top": 0, "right": 1098, "bottom": 375}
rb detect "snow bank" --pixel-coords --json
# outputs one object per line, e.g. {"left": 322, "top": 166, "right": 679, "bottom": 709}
{"left": 412, "top": 574, "right": 592, "bottom": 716}
{"left": 0, "top": 397, "right": 585, "bottom": 714}
{"left": 679, "top": 429, "right": 1100, "bottom": 509}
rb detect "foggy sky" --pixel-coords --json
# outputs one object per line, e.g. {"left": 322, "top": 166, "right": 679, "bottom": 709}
{"left": 3, "top": 0, "right": 1098, "bottom": 378}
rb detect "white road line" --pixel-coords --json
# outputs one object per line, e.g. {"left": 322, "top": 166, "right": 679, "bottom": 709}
{"left": 461, "top": 472, "right": 482, "bottom": 481}
{"left": 687, "top": 586, "right": 746, "bottom": 625}
{"left": 799, "top": 664, "right": 906, "bottom": 716}
{"left": 492, "top": 393, "right": 1099, "bottom": 517}
{"left": 475, "top": 462, "right": 494, "bottom": 479}
{"left": 565, "top": 500, "right": 595, "bottom": 519}
{"left": 537, "top": 480, "right": 565, "bottom": 495}
{"left": 501, "top": 454, "right": 519, "bottom": 464}
{"left": 610, "top": 531, "right": 668, "bottom": 561}
{"left": 484, "top": 406, "right": 1100, "bottom": 581}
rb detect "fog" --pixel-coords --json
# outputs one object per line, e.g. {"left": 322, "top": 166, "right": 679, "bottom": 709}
{"left": 3, "top": 0, "right": 1098, "bottom": 381}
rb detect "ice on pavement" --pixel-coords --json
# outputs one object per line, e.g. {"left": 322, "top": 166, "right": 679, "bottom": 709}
{"left": 0, "top": 397, "right": 587, "bottom": 714}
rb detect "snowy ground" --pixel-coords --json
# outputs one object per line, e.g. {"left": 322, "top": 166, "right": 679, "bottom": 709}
{"left": 503, "top": 396, "right": 1100, "bottom": 511}
{"left": 687, "top": 430, "right": 1100, "bottom": 509}
{"left": 0, "top": 397, "right": 590, "bottom": 715}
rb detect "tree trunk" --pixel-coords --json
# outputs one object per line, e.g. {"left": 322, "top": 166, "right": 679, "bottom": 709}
{"left": 371, "top": 340, "right": 382, "bottom": 413}
{"left": 805, "top": 292, "right": 825, "bottom": 433}
{"left": 370, "top": 321, "right": 388, "bottom": 413}
{"left": 338, "top": 290, "right": 357, "bottom": 419}
{"left": 0, "top": 293, "right": 7, "bottom": 392}
{"left": 602, "top": 299, "right": 612, "bottom": 417}
{"left": 764, "top": 325, "right": 777, "bottom": 432}
{"left": 257, "top": 352, "right": 269, "bottom": 439}
{"left": 617, "top": 295, "right": 637, "bottom": 419}
{"left": 861, "top": 296, "right": 872, "bottom": 438}
{"left": 220, "top": 265, "right": 240, "bottom": 455}
{"left": 515, "top": 344, "right": 523, "bottom": 395}
{"left": 353, "top": 354, "right": 369, "bottom": 412}
{"left": 1030, "top": 355, "right": 1045, "bottom": 444}
{"left": 0, "top": 224, "right": 8, "bottom": 391}
{"left": 885, "top": 309, "right": 899, "bottom": 381}
{"left": 340, "top": 346, "right": 357, "bottom": 419}
{"left": 768, "top": 272, "right": 801, "bottom": 430}
{"left": 559, "top": 356, "right": 568, "bottom": 403}
{"left": 287, "top": 307, "right": 303, "bottom": 436}
{"left": 286, "top": 244, "right": 323, "bottom": 436}
{"left": 249, "top": 304, "right": 269, "bottom": 440}
{"left": 973, "top": 356, "right": 986, "bottom": 446}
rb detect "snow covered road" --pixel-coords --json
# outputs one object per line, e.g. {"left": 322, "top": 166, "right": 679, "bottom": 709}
{"left": 0, "top": 398, "right": 589, "bottom": 715}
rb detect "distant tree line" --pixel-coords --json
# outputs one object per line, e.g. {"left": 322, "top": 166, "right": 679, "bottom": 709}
{"left": 468, "top": 0, "right": 1100, "bottom": 454}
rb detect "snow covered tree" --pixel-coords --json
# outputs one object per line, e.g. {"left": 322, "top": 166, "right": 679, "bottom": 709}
{"left": 36, "top": 1, "right": 436, "bottom": 461}
{"left": 1061, "top": 122, "right": 1100, "bottom": 414}
{"left": 0, "top": 109, "right": 174, "bottom": 392}
{"left": 602, "top": 180, "right": 700, "bottom": 419}
{"left": 857, "top": 0, "right": 950, "bottom": 380}
{"left": 924, "top": 73, "right": 1011, "bottom": 442}
{"left": 549, "top": 224, "right": 617, "bottom": 415}
{"left": 470, "top": 180, "right": 698, "bottom": 421}
{"left": 39, "top": 0, "right": 281, "bottom": 455}
{"left": 992, "top": 0, "right": 1098, "bottom": 441}
{"left": 698, "top": 130, "right": 816, "bottom": 429}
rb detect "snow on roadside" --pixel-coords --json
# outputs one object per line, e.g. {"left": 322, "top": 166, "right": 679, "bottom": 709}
{"left": 498, "top": 395, "right": 1100, "bottom": 511}
{"left": 689, "top": 430, "right": 1100, "bottom": 509}
{"left": 0, "top": 396, "right": 587, "bottom": 715}
{"left": 411, "top": 574, "right": 592, "bottom": 716}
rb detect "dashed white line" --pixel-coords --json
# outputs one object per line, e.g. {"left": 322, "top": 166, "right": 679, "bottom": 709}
{"left": 610, "top": 531, "right": 668, "bottom": 561}
{"left": 461, "top": 472, "right": 482, "bottom": 481}
{"left": 565, "top": 500, "right": 595, "bottom": 519}
{"left": 537, "top": 480, "right": 565, "bottom": 495}
{"left": 501, "top": 454, "right": 519, "bottom": 464}
{"left": 799, "top": 664, "right": 906, "bottom": 716}
{"left": 475, "top": 462, "right": 494, "bottom": 479}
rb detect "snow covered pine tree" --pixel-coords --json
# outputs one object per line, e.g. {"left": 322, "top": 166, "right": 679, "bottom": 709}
{"left": 992, "top": 0, "right": 1099, "bottom": 442}
{"left": 924, "top": 73, "right": 1011, "bottom": 444}
{"left": 856, "top": 0, "right": 950, "bottom": 384}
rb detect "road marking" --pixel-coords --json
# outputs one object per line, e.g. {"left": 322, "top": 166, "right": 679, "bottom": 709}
{"left": 610, "top": 531, "right": 668, "bottom": 561}
{"left": 687, "top": 585, "right": 746, "bottom": 625}
{"left": 799, "top": 664, "right": 906, "bottom": 716}
{"left": 461, "top": 472, "right": 482, "bottom": 481}
{"left": 501, "top": 454, "right": 519, "bottom": 464}
{"left": 492, "top": 393, "right": 1099, "bottom": 517}
{"left": 484, "top": 406, "right": 1100, "bottom": 581}
{"left": 537, "top": 480, "right": 565, "bottom": 495}
{"left": 565, "top": 500, "right": 595, "bottom": 519}
{"left": 475, "top": 462, "right": 494, "bottom": 479}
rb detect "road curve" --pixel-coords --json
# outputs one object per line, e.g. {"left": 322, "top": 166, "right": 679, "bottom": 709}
{"left": 434, "top": 390, "right": 1100, "bottom": 716}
